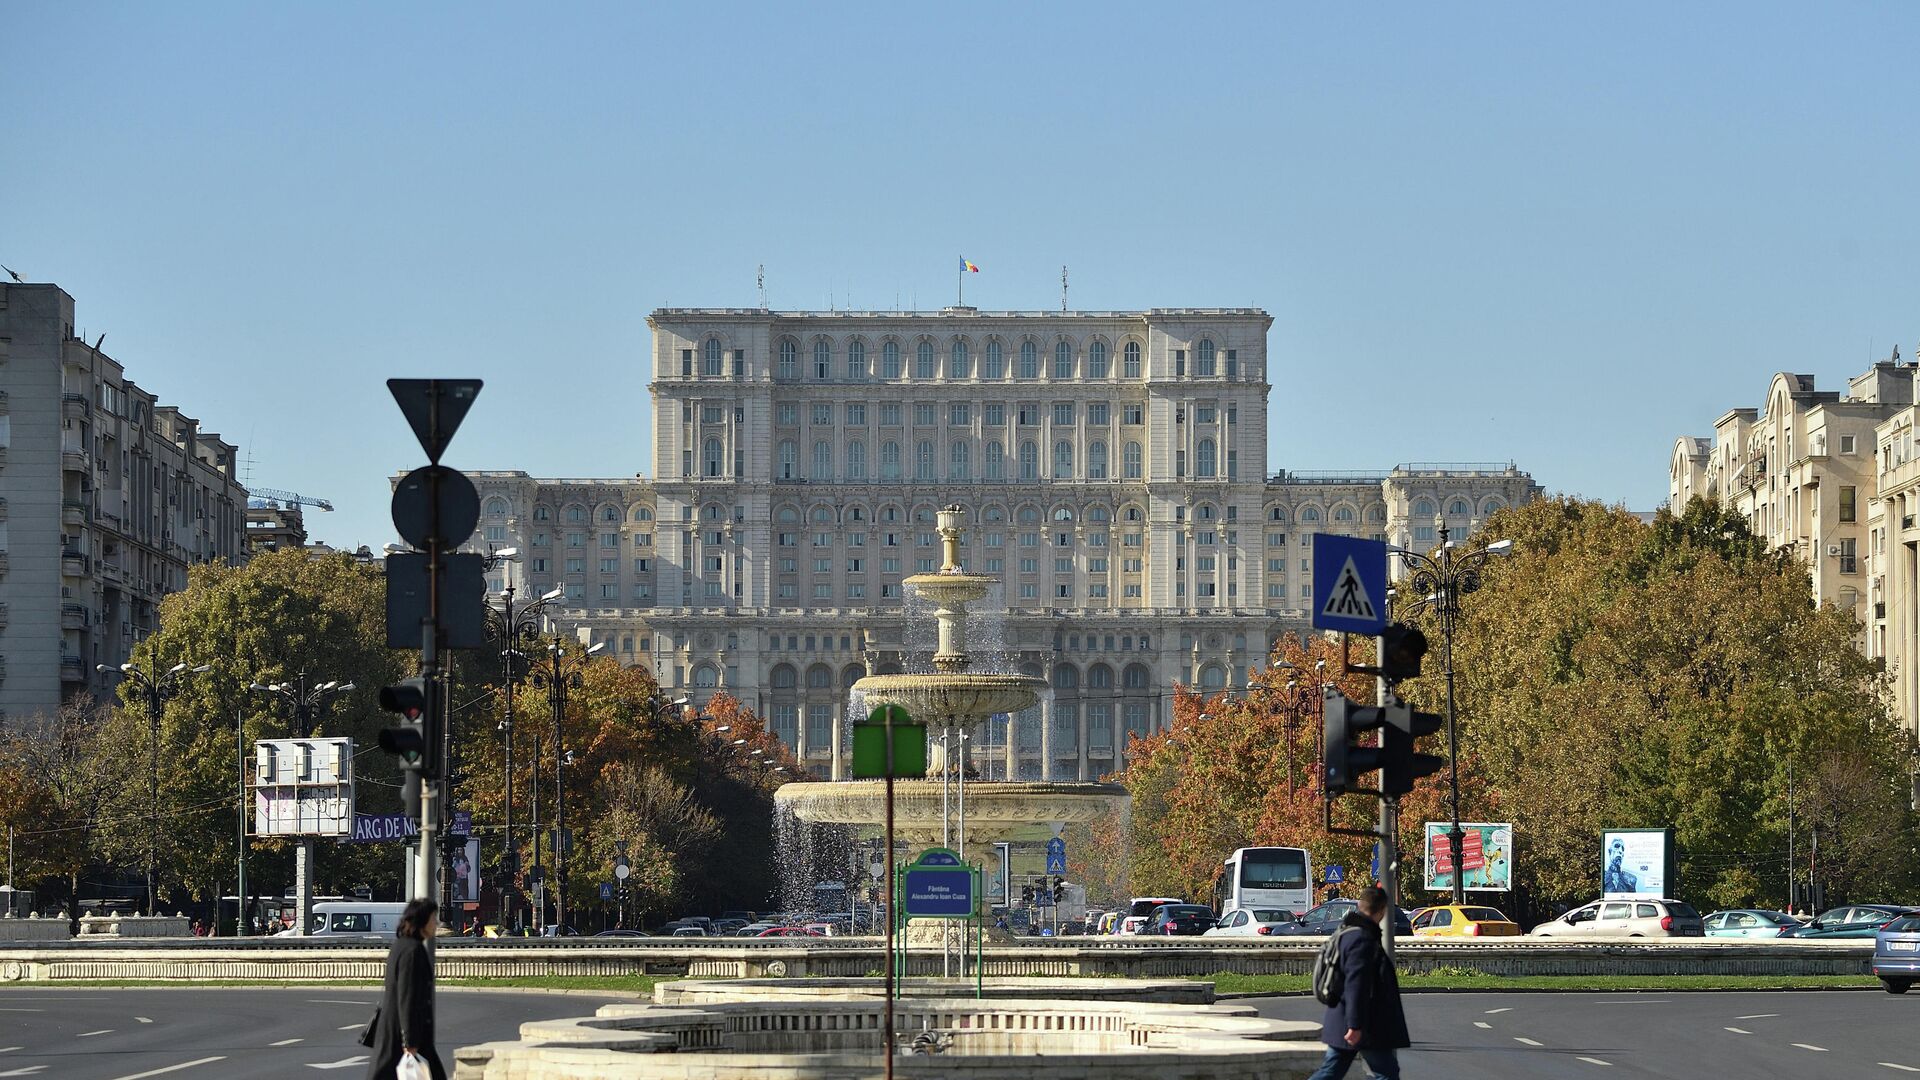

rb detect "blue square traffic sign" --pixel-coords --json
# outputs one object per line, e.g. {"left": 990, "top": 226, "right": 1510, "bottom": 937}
{"left": 1311, "top": 534, "right": 1389, "bottom": 635}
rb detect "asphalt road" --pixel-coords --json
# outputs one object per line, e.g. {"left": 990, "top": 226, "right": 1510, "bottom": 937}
{"left": 0, "top": 987, "right": 627, "bottom": 1079}
{"left": 1252, "top": 990, "right": 1920, "bottom": 1079}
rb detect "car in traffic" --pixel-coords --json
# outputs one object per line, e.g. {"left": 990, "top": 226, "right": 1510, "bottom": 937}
{"left": 1702, "top": 909, "right": 1801, "bottom": 938}
{"left": 1203, "top": 907, "right": 1298, "bottom": 937}
{"left": 758, "top": 926, "right": 824, "bottom": 938}
{"left": 1269, "top": 899, "right": 1414, "bottom": 937}
{"left": 1410, "top": 905, "right": 1522, "bottom": 937}
{"left": 538, "top": 924, "right": 582, "bottom": 937}
{"left": 1529, "top": 899, "right": 1704, "bottom": 938}
{"left": 1145, "top": 904, "right": 1218, "bottom": 936}
{"left": 1116, "top": 897, "right": 1183, "bottom": 935}
{"left": 1780, "top": 905, "right": 1918, "bottom": 939}
{"left": 669, "top": 925, "right": 709, "bottom": 938}
{"left": 1873, "top": 913, "right": 1920, "bottom": 993}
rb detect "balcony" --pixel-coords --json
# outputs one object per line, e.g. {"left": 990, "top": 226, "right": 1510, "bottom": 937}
{"left": 61, "top": 604, "right": 89, "bottom": 630}
{"left": 60, "top": 551, "right": 87, "bottom": 578}
{"left": 61, "top": 450, "right": 89, "bottom": 473}
{"left": 61, "top": 500, "right": 88, "bottom": 527}
{"left": 58, "top": 656, "right": 85, "bottom": 683}
{"left": 61, "top": 393, "right": 86, "bottom": 419}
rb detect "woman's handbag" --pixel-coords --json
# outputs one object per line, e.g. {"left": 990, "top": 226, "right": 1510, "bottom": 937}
{"left": 356, "top": 1007, "right": 380, "bottom": 1048}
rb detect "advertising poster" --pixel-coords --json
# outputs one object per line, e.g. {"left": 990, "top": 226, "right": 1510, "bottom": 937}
{"left": 451, "top": 838, "right": 480, "bottom": 903}
{"left": 1423, "top": 823, "right": 1513, "bottom": 892}
{"left": 1602, "top": 829, "right": 1673, "bottom": 899}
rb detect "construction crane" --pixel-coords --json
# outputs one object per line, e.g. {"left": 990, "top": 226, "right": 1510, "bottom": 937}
{"left": 247, "top": 487, "right": 335, "bottom": 512}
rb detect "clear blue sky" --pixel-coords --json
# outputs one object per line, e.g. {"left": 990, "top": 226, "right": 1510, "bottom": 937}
{"left": 5, "top": 2, "right": 1917, "bottom": 549}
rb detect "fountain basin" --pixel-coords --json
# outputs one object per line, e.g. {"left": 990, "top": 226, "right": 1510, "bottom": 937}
{"left": 774, "top": 779, "right": 1126, "bottom": 844}
{"left": 850, "top": 671, "right": 1044, "bottom": 724}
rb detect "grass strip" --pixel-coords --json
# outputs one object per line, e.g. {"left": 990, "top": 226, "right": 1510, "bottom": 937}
{"left": 1205, "top": 972, "right": 1879, "bottom": 994}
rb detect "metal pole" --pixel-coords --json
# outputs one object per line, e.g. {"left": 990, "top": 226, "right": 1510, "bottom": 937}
{"left": 883, "top": 707, "right": 897, "bottom": 1080}
{"left": 148, "top": 680, "right": 159, "bottom": 916}
{"left": 531, "top": 730, "right": 543, "bottom": 933}
{"left": 236, "top": 708, "right": 246, "bottom": 936}
{"left": 1433, "top": 527, "right": 1467, "bottom": 909}
{"left": 1786, "top": 758, "right": 1797, "bottom": 913}
{"left": 501, "top": 588, "right": 516, "bottom": 932}
{"left": 552, "top": 649, "right": 568, "bottom": 932}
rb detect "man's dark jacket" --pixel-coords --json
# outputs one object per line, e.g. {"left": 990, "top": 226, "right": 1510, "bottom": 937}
{"left": 365, "top": 934, "right": 446, "bottom": 1080}
{"left": 1318, "top": 911, "right": 1411, "bottom": 1050}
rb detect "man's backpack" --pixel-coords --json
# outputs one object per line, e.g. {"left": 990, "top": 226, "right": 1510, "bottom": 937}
{"left": 1311, "top": 925, "right": 1362, "bottom": 1006}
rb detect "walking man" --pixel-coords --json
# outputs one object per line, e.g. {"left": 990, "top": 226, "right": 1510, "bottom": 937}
{"left": 1310, "top": 885, "right": 1410, "bottom": 1080}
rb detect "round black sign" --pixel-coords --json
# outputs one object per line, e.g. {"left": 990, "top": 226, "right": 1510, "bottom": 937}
{"left": 391, "top": 465, "right": 480, "bottom": 549}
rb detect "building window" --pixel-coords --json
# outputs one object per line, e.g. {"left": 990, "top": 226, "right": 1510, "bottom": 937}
{"left": 985, "top": 340, "right": 1004, "bottom": 379}
{"left": 1054, "top": 340, "right": 1073, "bottom": 379}
{"left": 881, "top": 441, "right": 902, "bottom": 479}
{"left": 778, "top": 440, "right": 797, "bottom": 479}
{"left": 811, "top": 339, "right": 830, "bottom": 379}
{"left": 1122, "top": 341, "right": 1141, "bottom": 379}
{"left": 1019, "top": 341, "right": 1039, "bottom": 379}
{"left": 1175, "top": 450, "right": 1186, "bottom": 477}
{"left": 1088, "top": 441, "right": 1108, "bottom": 479}
{"left": 985, "top": 442, "right": 1005, "bottom": 480}
{"left": 883, "top": 340, "right": 902, "bottom": 379}
{"left": 703, "top": 438, "right": 724, "bottom": 477}
{"left": 1841, "top": 485, "right": 1857, "bottom": 523}
{"left": 1840, "top": 537, "right": 1858, "bottom": 574}
{"left": 1088, "top": 341, "right": 1109, "bottom": 379}
{"left": 949, "top": 441, "right": 971, "bottom": 480}
{"left": 916, "top": 341, "right": 937, "bottom": 379}
{"left": 915, "top": 440, "right": 935, "bottom": 480}
{"left": 951, "top": 402, "right": 970, "bottom": 425}
{"left": 1123, "top": 441, "right": 1142, "bottom": 478}
{"left": 1053, "top": 440, "right": 1074, "bottom": 478}
{"left": 1841, "top": 434, "right": 1857, "bottom": 454}
{"left": 812, "top": 440, "right": 833, "bottom": 480}
{"left": 984, "top": 403, "right": 1004, "bottom": 426}
{"left": 681, "top": 348, "right": 694, "bottom": 376}
{"left": 702, "top": 338, "right": 723, "bottom": 376}
{"left": 1196, "top": 438, "right": 1216, "bottom": 478}
{"left": 847, "top": 440, "right": 866, "bottom": 480}
{"left": 1020, "top": 440, "right": 1040, "bottom": 480}
{"left": 778, "top": 339, "right": 798, "bottom": 379}
{"left": 950, "top": 341, "right": 969, "bottom": 379}
{"left": 1196, "top": 339, "right": 1216, "bottom": 376}
{"left": 847, "top": 339, "right": 866, "bottom": 379}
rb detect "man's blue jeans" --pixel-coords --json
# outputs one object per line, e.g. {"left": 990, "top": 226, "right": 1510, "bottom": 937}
{"left": 1307, "top": 1043, "right": 1401, "bottom": 1080}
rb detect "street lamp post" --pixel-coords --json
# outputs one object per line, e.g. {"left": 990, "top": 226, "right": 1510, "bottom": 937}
{"left": 530, "top": 637, "right": 603, "bottom": 932}
{"left": 99, "top": 661, "right": 211, "bottom": 916}
{"left": 247, "top": 672, "right": 355, "bottom": 935}
{"left": 484, "top": 567, "right": 557, "bottom": 933}
{"left": 1395, "top": 521, "right": 1513, "bottom": 907}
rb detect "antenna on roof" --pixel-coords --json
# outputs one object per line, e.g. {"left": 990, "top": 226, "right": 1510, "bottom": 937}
{"left": 757, "top": 264, "right": 767, "bottom": 311}
{"left": 1062, "top": 265, "right": 1069, "bottom": 313}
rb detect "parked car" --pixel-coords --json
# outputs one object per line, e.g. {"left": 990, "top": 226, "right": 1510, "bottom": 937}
{"left": 670, "top": 925, "right": 709, "bottom": 938}
{"left": 1146, "top": 904, "right": 1218, "bottom": 936}
{"left": 1530, "top": 899, "right": 1704, "bottom": 938}
{"left": 1410, "top": 905, "right": 1522, "bottom": 937}
{"left": 1873, "top": 913, "right": 1920, "bottom": 993}
{"left": 1702, "top": 909, "right": 1801, "bottom": 938}
{"left": 737, "top": 921, "right": 780, "bottom": 937}
{"left": 1204, "top": 908, "right": 1299, "bottom": 937}
{"left": 1780, "top": 905, "right": 1919, "bottom": 939}
{"left": 1270, "top": 899, "right": 1414, "bottom": 937}
{"left": 593, "top": 929, "right": 650, "bottom": 938}
{"left": 713, "top": 918, "right": 749, "bottom": 934}
{"left": 538, "top": 924, "right": 581, "bottom": 937}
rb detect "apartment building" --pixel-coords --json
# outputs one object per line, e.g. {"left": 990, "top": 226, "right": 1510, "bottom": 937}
{"left": 0, "top": 283, "right": 247, "bottom": 720}
{"left": 464, "top": 306, "right": 1540, "bottom": 778}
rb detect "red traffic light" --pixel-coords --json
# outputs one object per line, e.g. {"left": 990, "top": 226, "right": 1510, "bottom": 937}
{"left": 379, "top": 677, "right": 428, "bottom": 720}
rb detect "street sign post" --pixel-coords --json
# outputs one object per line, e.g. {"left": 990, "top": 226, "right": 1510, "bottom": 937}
{"left": 1323, "top": 864, "right": 1346, "bottom": 886}
{"left": 901, "top": 848, "right": 977, "bottom": 918}
{"left": 1045, "top": 836, "right": 1066, "bottom": 876}
{"left": 599, "top": 882, "right": 614, "bottom": 902}
{"left": 1311, "top": 534, "right": 1389, "bottom": 636}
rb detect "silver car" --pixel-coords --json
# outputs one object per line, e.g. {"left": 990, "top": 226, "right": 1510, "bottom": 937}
{"left": 1204, "top": 907, "right": 1299, "bottom": 938}
{"left": 1531, "top": 898, "right": 1705, "bottom": 938}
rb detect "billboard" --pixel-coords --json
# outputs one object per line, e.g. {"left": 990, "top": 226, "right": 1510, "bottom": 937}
{"left": 1423, "top": 823, "right": 1513, "bottom": 893}
{"left": 252, "top": 738, "right": 355, "bottom": 837}
{"left": 1602, "top": 828, "right": 1674, "bottom": 899}
{"left": 450, "top": 838, "right": 480, "bottom": 904}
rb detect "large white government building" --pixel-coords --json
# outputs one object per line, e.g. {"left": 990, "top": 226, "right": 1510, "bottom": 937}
{"left": 470, "top": 307, "right": 1540, "bottom": 779}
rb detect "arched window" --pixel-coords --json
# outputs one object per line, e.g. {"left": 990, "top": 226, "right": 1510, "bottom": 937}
{"left": 1054, "top": 507, "right": 1074, "bottom": 522}
{"left": 1019, "top": 441, "right": 1040, "bottom": 481}
{"left": 915, "top": 340, "right": 936, "bottom": 379}
{"left": 567, "top": 505, "right": 587, "bottom": 522}
{"left": 1269, "top": 507, "right": 1287, "bottom": 522}
{"left": 807, "top": 664, "right": 833, "bottom": 689}
{"left": 693, "top": 664, "right": 719, "bottom": 687}
{"left": 1481, "top": 497, "right": 1506, "bottom": 515}
{"left": 777, "top": 506, "right": 799, "bottom": 524}
{"left": 484, "top": 496, "right": 509, "bottom": 517}
{"left": 812, "top": 440, "right": 833, "bottom": 479}
{"left": 1088, "top": 441, "right": 1108, "bottom": 479}
{"left": 1334, "top": 505, "right": 1356, "bottom": 521}
{"left": 703, "top": 437, "right": 723, "bottom": 477}
{"left": 812, "top": 339, "right": 831, "bottom": 379}
{"left": 1123, "top": 341, "right": 1141, "bottom": 378}
{"left": 882, "top": 341, "right": 902, "bottom": 379}
{"left": 1301, "top": 506, "right": 1320, "bottom": 522}
{"left": 778, "top": 338, "right": 798, "bottom": 379}
{"left": 534, "top": 505, "right": 551, "bottom": 520}
{"left": 705, "top": 503, "right": 724, "bottom": 521}
{"left": 1450, "top": 499, "right": 1469, "bottom": 515}
{"left": 1196, "top": 438, "right": 1216, "bottom": 478}
{"left": 1054, "top": 340, "right": 1074, "bottom": 379}
{"left": 1200, "top": 664, "right": 1227, "bottom": 689}
{"left": 1197, "top": 504, "right": 1215, "bottom": 521}
{"left": 847, "top": 339, "right": 867, "bottom": 379}
{"left": 1123, "top": 663, "right": 1150, "bottom": 689}
{"left": 1019, "top": 341, "right": 1039, "bottom": 379}
{"left": 1414, "top": 498, "right": 1435, "bottom": 516}
{"left": 1367, "top": 505, "right": 1386, "bottom": 522}
{"left": 949, "top": 341, "right": 969, "bottom": 380}
{"left": 1053, "top": 664, "right": 1080, "bottom": 689}
{"left": 633, "top": 507, "right": 652, "bottom": 522}
{"left": 702, "top": 337, "right": 723, "bottom": 376}
{"left": 1053, "top": 440, "right": 1074, "bottom": 478}
{"left": 1018, "top": 506, "right": 1040, "bottom": 524}
{"left": 985, "top": 441, "right": 1005, "bottom": 480}
{"left": 1124, "top": 506, "right": 1143, "bottom": 522}
{"left": 771, "top": 664, "right": 798, "bottom": 689}
{"left": 1088, "top": 341, "right": 1109, "bottom": 378}
{"left": 984, "top": 341, "right": 1004, "bottom": 379}
{"left": 881, "top": 441, "right": 902, "bottom": 480}
{"left": 915, "top": 440, "right": 935, "bottom": 480}
{"left": 1123, "top": 442, "right": 1142, "bottom": 479}
{"left": 810, "top": 505, "right": 833, "bottom": 523}
{"left": 846, "top": 440, "right": 867, "bottom": 480}
{"left": 1196, "top": 339, "right": 1216, "bottom": 376}
{"left": 949, "top": 441, "right": 971, "bottom": 480}
{"left": 1089, "top": 505, "right": 1110, "bottom": 522}
{"left": 1088, "top": 663, "right": 1113, "bottom": 689}
{"left": 603, "top": 505, "right": 621, "bottom": 522}
{"left": 778, "top": 440, "right": 797, "bottom": 479}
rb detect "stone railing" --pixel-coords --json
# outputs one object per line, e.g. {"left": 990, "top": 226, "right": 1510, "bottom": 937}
{"left": 0, "top": 918, "right": 73, "bottom": 943}
{"left": 77, "top": 915, "right": 192, "bottom": 939}
{"left": 0, "top": 937, "right": 1873, "bottom": 983}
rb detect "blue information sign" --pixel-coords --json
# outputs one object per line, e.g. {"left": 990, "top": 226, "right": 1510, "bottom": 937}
{"left": 1323, "top": 864, "right": 1346, "bottom": 885}
{"left": 1311, "top": 534, "right": 1389, "bottom": 635}
{"left": 1045, "top": 836, "right": 1066, "bottom": 875}
{"left": 599, "top": 882, "right": 614, "bottom": 901}
{"left": 903, "top": 868, "right": 975, "bottom": 917}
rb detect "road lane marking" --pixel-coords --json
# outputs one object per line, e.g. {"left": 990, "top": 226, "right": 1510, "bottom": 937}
{"left": 134, "top": 1017, "right": 152, "bottom": 1024}
{"left": 105, "top": 1059, "right": 228, "bottom": 1080}
{"left": 1515, "top": 1037, "right": 1544, "bottom": 1046}
{"left": 1793, "top": 1044, "right": 1829, "bottom": 1052}
{"left": 1474, "top": 1022, "right": 1492, "bottom": 1029}
{"left": 1736, "top": 1013, "right": 1779, "bottom": 1019}
{"left": 1577, "top": 1058, "right": 1612, "bottom": 1067}
{"left": 335, "top": 1024, "right": 360, "bottom": 1031}
{"left": 0, "top": 1067, "right": 46, "bottom": 1076}
{"left": 271, "top": 1038, "right": 305, "bottom": 1046}
{"left": 0, "top": 1049, "right": 18, "bottom": 1054}
{"left": 1485, "top": 1007, "right": 1513, "bottom": 1014}
{"left": 0, "top": 1010, "right": 42, "bottom": 1013}
{"left": 307, "top": 999, "right": 375, "bottom": 1006}
{"left": 305, "top": 1056, "right": 368, "bottom": 1070}
{"left": 1596, "top": 999, "right": 1667, "bottom": 1005}
{"left": 1880, "top": 1065, "right": 1920, "bottom": 1073}
{"left": 1725, "top": 1027, "right": 1753, "bottom": 1034}
{"left": 76, "top": 1029, "right": 113, "bottom": 1038}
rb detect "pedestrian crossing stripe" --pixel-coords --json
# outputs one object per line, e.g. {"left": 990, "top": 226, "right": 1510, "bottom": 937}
{"left": 1319, "top": 556, "right": 1378, "bottom": 622}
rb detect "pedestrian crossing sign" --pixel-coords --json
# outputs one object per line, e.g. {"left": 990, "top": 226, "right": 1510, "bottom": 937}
{"left": 1311, "top": 534, "right": 1389, "bottom": 635}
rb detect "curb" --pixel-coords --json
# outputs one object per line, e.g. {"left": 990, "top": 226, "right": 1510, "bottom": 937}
{"left": 1219, "top": 984, "right": 1883, "bottom": 999}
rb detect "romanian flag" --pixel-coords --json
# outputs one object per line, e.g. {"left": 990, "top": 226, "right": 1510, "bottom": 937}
{"left": 961, "top": 257, "right": 980, "bottom": 273}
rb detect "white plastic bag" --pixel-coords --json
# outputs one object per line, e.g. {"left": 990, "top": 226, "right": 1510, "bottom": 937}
{"left": 396, "top": 1050, "right": 428, "bottom": 1080}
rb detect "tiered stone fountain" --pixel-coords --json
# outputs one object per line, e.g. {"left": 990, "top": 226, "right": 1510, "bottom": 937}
{"left": 773, "top": 506, "right": 1129, "bottom": 924}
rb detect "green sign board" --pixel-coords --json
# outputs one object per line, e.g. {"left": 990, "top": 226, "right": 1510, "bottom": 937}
{"left": 899, "top": 848, "right": 978, "bottom": 919}
{"left": 850, "top": 703, "right": 927, "bottom": 779}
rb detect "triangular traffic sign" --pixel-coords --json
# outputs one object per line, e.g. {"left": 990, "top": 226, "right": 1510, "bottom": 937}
{"left": 1320, "top": 555, "right": 1379, "bottom": 622}
{"left": 388, "top": 379, "right": 483, "bottom": 463}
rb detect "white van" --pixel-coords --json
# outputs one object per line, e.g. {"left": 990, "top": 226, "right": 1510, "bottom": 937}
{"left": 308, "top": 902, "right": 409, "bottom": 937}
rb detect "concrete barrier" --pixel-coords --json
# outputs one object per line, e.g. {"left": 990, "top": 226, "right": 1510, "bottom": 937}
{"left": 0, "top": 936, "right": 1872, "bottom": 983}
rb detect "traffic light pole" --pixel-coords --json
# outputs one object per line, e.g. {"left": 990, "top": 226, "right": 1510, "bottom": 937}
{"left": 1375, "top": 636, "right": 1397, "bottom": 960}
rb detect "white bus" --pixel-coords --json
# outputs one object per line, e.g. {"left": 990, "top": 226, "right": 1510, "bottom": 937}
{"left": 1215, "top": 847, "right": 1312, "bottom": 917}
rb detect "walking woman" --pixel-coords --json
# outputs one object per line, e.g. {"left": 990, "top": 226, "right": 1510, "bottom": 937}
{"left": 365, "top": 899, "right": 445, "bottom": 1080}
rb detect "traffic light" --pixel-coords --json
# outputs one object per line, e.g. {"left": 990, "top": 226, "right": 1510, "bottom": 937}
{"left": 1322, "top": 689, "right": 1388, "bottom": 795}
{"left": 1052, "top": 881, "right": 1065, "bottom": 903}
{"left": 1021, "top": 883, "right": 1034, "bottom": 903}
{"left": 1380, "top": 699, "right": 1446, "bottom": 796}
{"left": 1378, "top": 623, "right": 1428, "bottom": 684}
{"left": 378, "top": 676, "right": 436, "bottom": 816}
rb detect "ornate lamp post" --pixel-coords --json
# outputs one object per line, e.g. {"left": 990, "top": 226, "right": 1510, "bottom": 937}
{"left": 1395, "top": 520, "right": 1513, "bottom": 906}
{"left": 529, "top": 637, "right": 602, "bottom": 931}
{"left": 99, "top": 661, "right": 211, "bottom": 916}
{"left": 485, "top": 564, "right": 559, "bottom": 932}
{"left": 246, "top": 671, "right": 355, "bottom": 934}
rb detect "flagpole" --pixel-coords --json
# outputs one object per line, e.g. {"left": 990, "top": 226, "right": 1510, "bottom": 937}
{"left": 957, "top": 258, "right": 963, "bottom": 307}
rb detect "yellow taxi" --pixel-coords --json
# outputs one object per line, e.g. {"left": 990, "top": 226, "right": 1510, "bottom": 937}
{"left": 1410, "top": 904, "right": 1522, "bottom": 937}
